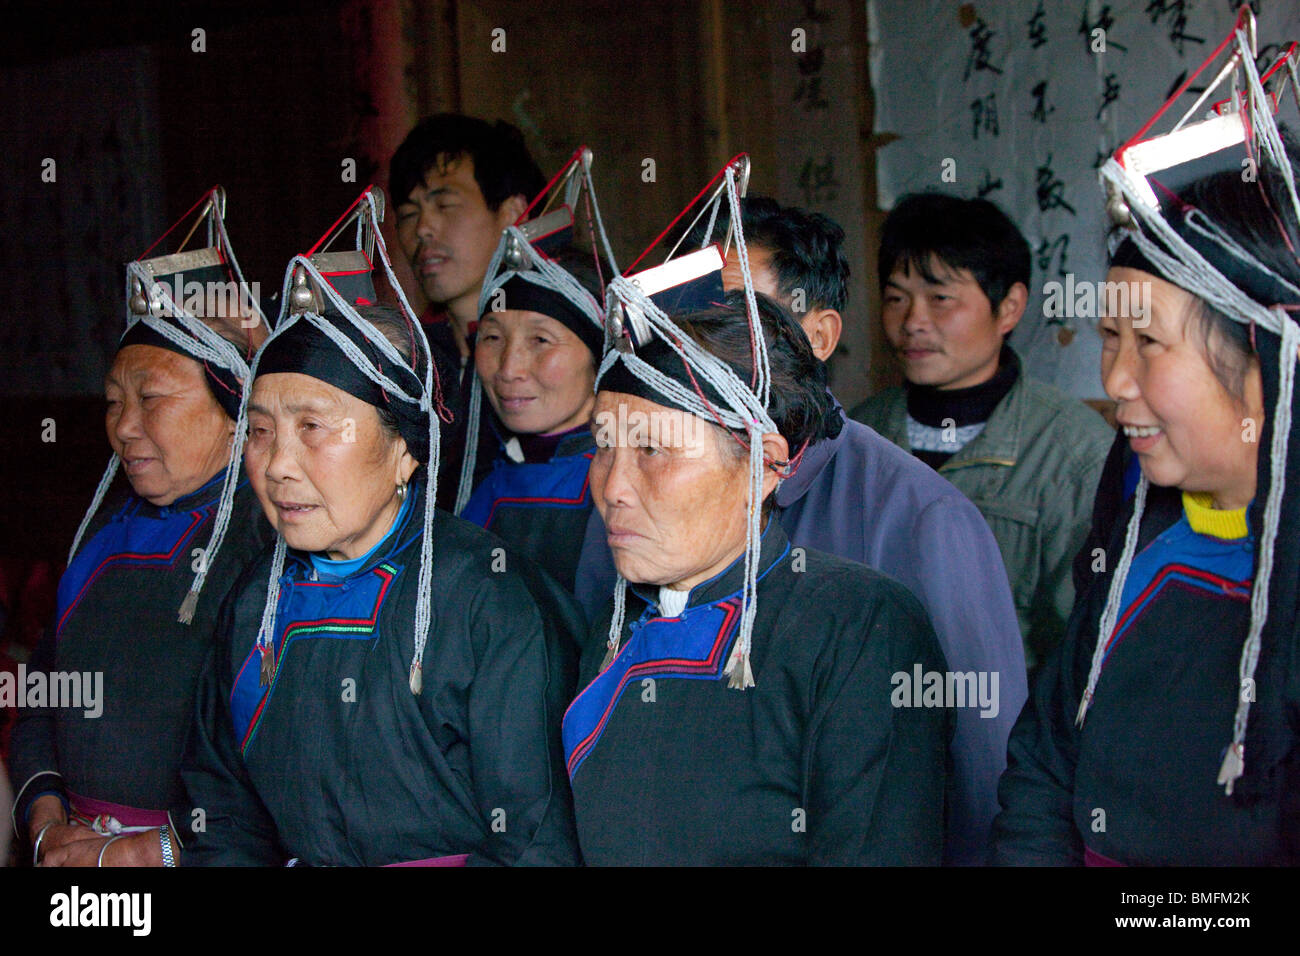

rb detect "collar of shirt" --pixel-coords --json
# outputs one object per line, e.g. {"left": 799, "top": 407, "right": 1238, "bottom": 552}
{"left": 905, "top": 343, "right": 1020, "bottom": 429}
{"left": 628, "top": 517, "right": 792, "bottom": 616}
{"left": 130, "top": 467, "right": 233, "bottom": 519}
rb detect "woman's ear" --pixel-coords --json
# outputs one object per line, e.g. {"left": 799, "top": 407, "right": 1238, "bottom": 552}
{"left": 761, "top": 431, "right": 790, "bottom": 499}
{"left": 392, "top": 437, "right": 419, "bottom": 487}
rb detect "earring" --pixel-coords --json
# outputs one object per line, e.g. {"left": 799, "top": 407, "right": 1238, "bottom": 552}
{"left": 396, "top": 481, "right": 408, "bottom": 502}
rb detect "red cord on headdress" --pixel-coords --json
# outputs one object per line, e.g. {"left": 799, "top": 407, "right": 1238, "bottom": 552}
{"left": 626, "top": 154, "right": 749, "bottom": 274}
{"left": 1119, "top": 8, "right": 1248, "bottom": 157}
{"left": 304, "top": 188, "right": 373, "bottom": 258}
{"left": 518, "top": 146, "right": 589, "bottom": 224}
{"left": 138, "top": 186, "right": 223, "bottom": 260}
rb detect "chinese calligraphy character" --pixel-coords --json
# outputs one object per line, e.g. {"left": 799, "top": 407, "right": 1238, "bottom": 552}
{"left": 1097, "top": 73, "right": 1120, "bottom": 119}
{"left": 1036, "top": 156, "right": 1076, "bottom": 215}
{"left": 976, "top": 169, "right": 1004, "bottom": 198}
{"left": 797, "top": 155, "right": 840, "bottom": 206}
{"left": 1027, "top": 0, "right": 1048, "bottom": 49}
{"left": 1036, "top": 233, "right": 1070, "bottom": 281}
{"left": 1079, "top": 3, "right": 1128, "bottom": 53}
{"left": 794, "top": 74, "right": 829, "bottom": 111}
{"left": 1031, "top": 81, "right": 1055, "bottom": 123}
{"left": 970, "top": 92, "right": 999, "bottom": 139}
{"left": 964, "top": 16, "right": 1003, "bottom": 79}
{"left": 1145, "top": 0, "right": 1205, "bottom": 56}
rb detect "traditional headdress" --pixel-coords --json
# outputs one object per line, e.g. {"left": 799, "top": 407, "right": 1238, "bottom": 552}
{"left": 70, "top": 186, "right": 270, "bottom": 624}
{"left": 451, "top": 146, "right": 618, "bottom": 514}
{"left": 596, "top": 154, "right": 786, "bottom": 689}
{"left": 1085, "top": 7, "right": 1300, "bottom": 796}
{"left": 251, "top": 186, "right": 448, "bottom": 695}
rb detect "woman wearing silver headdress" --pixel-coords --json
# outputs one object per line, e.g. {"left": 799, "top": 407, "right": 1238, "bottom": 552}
{"left": 564, "top": 290, "right": 953, "bottom": 865}
{"left": 995, "top": 27, "right": 1300, "bottom": 865}
{"left": 180, "top": 197, "right": 584, "bottom": 866}
{"left": 13, "top": 189, "right": 273, "bottom": 867}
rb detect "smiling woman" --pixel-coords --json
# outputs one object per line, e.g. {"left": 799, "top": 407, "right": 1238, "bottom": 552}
{"left": 459, "top": 245, "right": 607, "bottom": 592}
{"left": 993, "top": 112, "right": 1300, "bottom": 865}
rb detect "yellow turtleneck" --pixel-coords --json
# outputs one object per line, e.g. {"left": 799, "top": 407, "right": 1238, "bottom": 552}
{"left": 1182, "top": 491, "right": 1249, "bottom": 540}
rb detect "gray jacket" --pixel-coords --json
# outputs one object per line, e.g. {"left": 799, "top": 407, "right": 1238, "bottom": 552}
{"left": 851, "top": 365, "right": 1114, "bottom": 673}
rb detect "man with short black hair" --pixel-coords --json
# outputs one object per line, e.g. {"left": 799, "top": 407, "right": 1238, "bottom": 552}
{"left": 390, "top": 114, "right": 547, "bottom": 509}
{"left": 851, "top": 192, "right": 1113, "bottom": 678}
{"left": 574, "top": 196, "right": 1029, "bottom": 865}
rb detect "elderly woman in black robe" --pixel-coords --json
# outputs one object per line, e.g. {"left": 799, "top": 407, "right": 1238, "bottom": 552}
{"left": 564, "top": 290, "right": 953, "bottom": 865}
{"left": 179, "top": 294, "right": 584, "bottom": 866}
{"left": 12, "top": 227, "right": 271, "bottom": 867}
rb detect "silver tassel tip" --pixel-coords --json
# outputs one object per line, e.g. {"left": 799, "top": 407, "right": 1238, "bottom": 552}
{"left": 258, "top": 643, "right": 275, "bottom": 687}
{"left": 724, "top": 651, "right": 755, "bottom": 690}
{"left": 409, "top": 661, "right": 423, "bottom": 696}
{"left": 1217, "top": 742, "right": 1244, "bottom": 795}
{"left": 1074, "top": 692, "right": 1091, "bottom": 728}
{"left": 177, "top": 590, "right": 199, "bottom": 624}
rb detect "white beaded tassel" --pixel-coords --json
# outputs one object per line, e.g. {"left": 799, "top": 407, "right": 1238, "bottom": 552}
{"left": 1076, "top": 475, "right": 1148, "bottom": 727}
{"left": 67, "top": 456, "right": 121, "bottom": 563}
{"left": 1218, "top": 315, "right": 1299, "bottom": 793}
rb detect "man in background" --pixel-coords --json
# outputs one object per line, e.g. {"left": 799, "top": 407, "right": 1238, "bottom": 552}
{"left": 851, "top": 192, "right": 1113, "bottom": 678}
{"left": 390, "top": 114, "right": 546, "bottom": 510}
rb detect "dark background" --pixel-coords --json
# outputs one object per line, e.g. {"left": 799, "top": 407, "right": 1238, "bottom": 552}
{"left": 2, "top": 0, "right": 890, "bottom": 563}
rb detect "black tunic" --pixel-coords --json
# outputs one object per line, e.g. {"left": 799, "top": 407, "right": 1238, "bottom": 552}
{"left": 460, "top": 430, "right": 596, "bottom": 593}
{"left": 993, "top": 476, "right": 1300, "bottom": 865}
{"left": 9, "top": 473, "right": 272, "bottom": 828}
{"left": 565, "top": 520, "right": 953, "bottom": 865}
{"left": 179, "top": 482, "right": 586, "bottom": 866}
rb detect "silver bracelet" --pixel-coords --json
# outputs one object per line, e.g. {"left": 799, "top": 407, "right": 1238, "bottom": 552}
{"left": 158, "top": 826, "right": 176, "bottom": 867}
{"left": 32, "top": 822, "right": 55, "bottom": 867}
{"left": 97, "top": 834, "right": 126, "bottom": 868}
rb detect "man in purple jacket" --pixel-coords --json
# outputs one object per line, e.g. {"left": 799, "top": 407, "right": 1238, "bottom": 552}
{"left": 573, "top": 198, "right": 1027, "bottom": 865}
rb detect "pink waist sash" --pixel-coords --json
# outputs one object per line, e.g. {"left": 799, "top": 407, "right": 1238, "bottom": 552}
{"left": 68, "top": 791, "right": 169, "bottom": 829}
{"left": 384, "top": 854, "right": 470, "bottom": 867}
{"left": 1085, "top": 846, "right": 1126, "bottom": 867}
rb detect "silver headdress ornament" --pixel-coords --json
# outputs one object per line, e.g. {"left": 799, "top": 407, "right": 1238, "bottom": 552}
{"left": 597, "top": 154, "right": 776, "bottom": 690}
{"left": 71, "top": 186, "right": 270, "bottom": 624}
{"left": 453, "top": 146, "right": 620, "bottom": 515}
{"left": 253, "top": 186, "right": 445, "bottom": 695}
{"left": 1086, "top": 7, "right": 1300, "bottom": 794}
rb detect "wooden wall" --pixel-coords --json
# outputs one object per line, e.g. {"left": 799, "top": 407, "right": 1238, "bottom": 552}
{"left": 0, "top": 0, "right": 890, "bottom": 561}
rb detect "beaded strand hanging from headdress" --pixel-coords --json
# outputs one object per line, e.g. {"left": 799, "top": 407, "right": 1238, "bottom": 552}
{"left": 596, "top": 154, "right": 784, "bottom": 690}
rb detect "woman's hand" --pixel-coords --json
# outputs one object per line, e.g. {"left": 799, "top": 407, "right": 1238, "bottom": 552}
{"left": 36, "top": 823, "right": 102, "bottom": 858}
{"left": 39, "top": 829, "right": 165, "bottom": 867}
{"left": 29, "top": 795, "right": 99, "bottom": 863}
